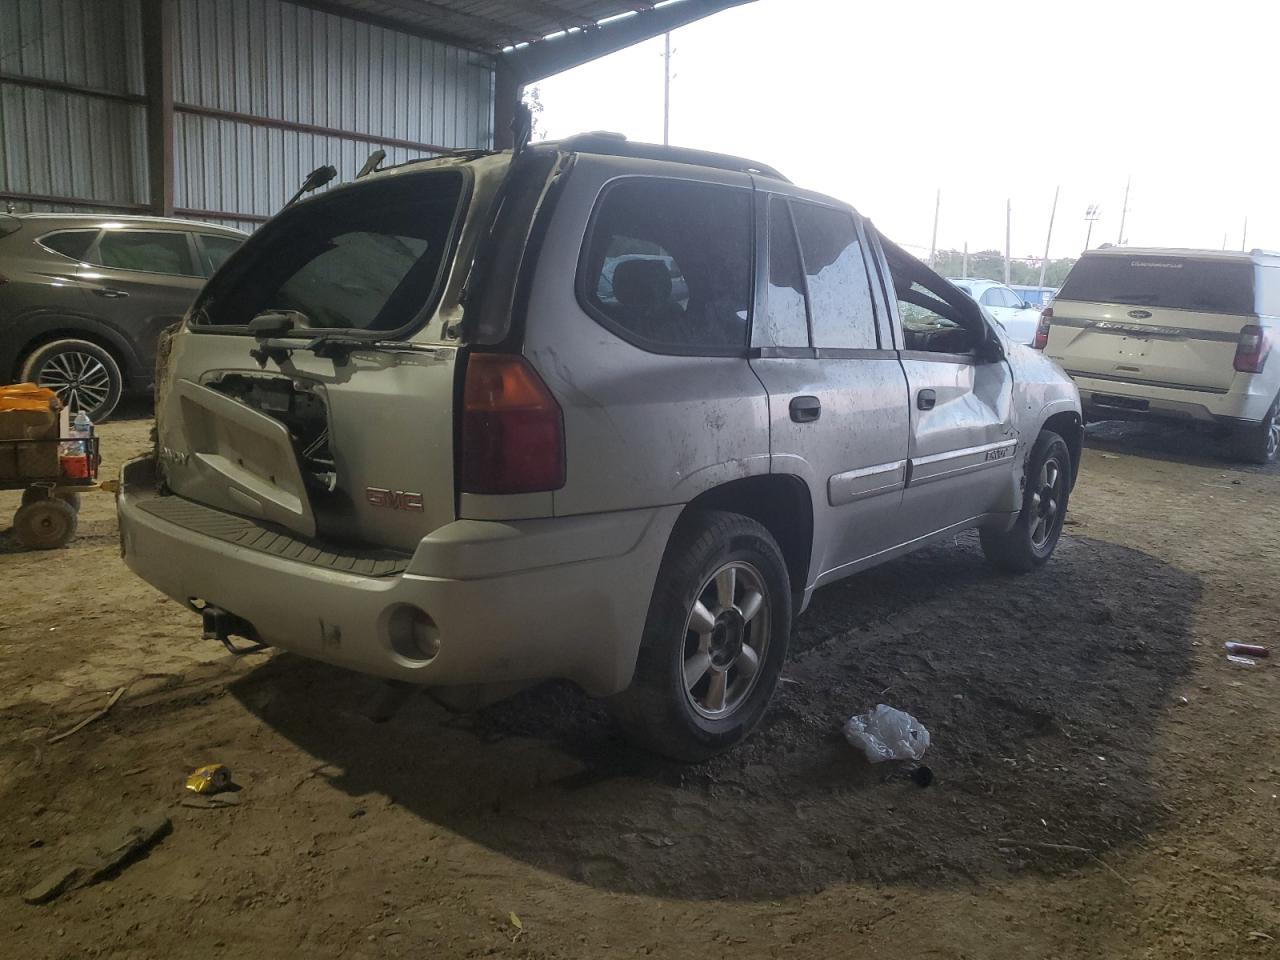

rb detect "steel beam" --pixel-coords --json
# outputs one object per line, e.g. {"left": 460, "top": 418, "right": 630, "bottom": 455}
{"left": 173, "top": 103, "right": 458, "bottom": 155}
{"left": 142, "top": 0, "right": 176, "bottom": 217}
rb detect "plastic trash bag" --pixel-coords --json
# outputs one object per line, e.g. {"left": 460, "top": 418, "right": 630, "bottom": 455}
{"left": 843, "top": 704, "right": 930, "bottom": 762}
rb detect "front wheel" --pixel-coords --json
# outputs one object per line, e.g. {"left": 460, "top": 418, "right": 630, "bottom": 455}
{"left": 981, "top": 430, "right": 1072, "bottom": 574}
{"left": 609, "top": 510, "right": 792, "bottom": 762}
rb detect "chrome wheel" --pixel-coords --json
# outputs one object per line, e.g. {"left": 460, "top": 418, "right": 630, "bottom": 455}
{"left": 35, "top": 349, "right": 113, "bottom": 415}
{"left": 1029, "top": 456, "right": 1064, "bottom": 548}
{"left": 682, "top": 561, "right": 771, "bottom": 720}
{"left": 1266, "top": 415, "right": 1280, "bottom": 461}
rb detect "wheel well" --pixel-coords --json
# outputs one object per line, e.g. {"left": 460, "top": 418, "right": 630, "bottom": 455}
{"left": 681, "top": 475, "right": 814, "bottom": 594}
{"left": 16, "top": 329, "right": 130, "bottom": 381}
{"left": 1042, "top": 411, "right": 1083, "bottom": 487}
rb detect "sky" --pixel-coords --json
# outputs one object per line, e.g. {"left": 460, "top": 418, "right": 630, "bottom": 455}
{"left": 533, "top": 0, "right": 1278, "bottom": 262}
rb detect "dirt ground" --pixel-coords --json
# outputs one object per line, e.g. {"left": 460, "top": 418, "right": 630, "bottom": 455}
{"left": 1, "top": 411, "right": 1277, "bottom": 959}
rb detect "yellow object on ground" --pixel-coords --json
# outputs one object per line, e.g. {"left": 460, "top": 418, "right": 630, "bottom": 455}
{"left": 184, "top": 764, "right": 232, "bottom": 795}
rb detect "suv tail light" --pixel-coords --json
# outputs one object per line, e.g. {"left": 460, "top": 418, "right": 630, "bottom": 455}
{"left": 461, "top": 353, "right": 565, "bottom": 495}
{"left": 1234, "top": 324, "right": 1271, "bottom": 374}
{"left": 1032, "top": 307, "right": 1052, "bottom": 350}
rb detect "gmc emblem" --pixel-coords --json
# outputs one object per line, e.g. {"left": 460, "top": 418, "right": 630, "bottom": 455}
{"left": 366, "top": 487, "right": 424, "bottom": 512}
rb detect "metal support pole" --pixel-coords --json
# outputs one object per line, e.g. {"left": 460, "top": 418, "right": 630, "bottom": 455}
{"left": 928, "top": 188, "right": 940, "bottom": 268}
{"left": 1004, "top": 199, "right": 1012, "bottom": 285}
{"left": 962, "top": 242, "right": 968, "bottom": 279}
{"left": 493, "top": 62, "right": 521, "bottom": 150}
{"left": 1117, "top": 175, "right": 1130, "bottom": 246}
{"left": 662, "top": 33, "right": 671, "bottom": 146}
{"left": 1242, "top": 216, "right": 1249, "bottom": 252}
{"left": 1039, "top": 186, "right": 1059, "bottom": 287}
{"left": 142, "top": 0, "right": 175, "bottom": 216}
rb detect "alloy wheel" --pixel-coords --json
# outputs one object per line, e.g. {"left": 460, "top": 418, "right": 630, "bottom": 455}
{"left": 682, "top": 561, "right": 771, "bottom": 719}
{"left": 36, "top": 350, "right": 113, "bottom": 415}
{"left": 1029, "top": 456, "right": 1064, "bottom": 547}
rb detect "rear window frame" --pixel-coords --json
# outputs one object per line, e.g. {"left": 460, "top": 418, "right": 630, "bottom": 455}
{"left": 574, "top": 174, "right": 756, "bottom": 359}
{"left": 188, "top": 166, "right": 473, "bottom": 341}
{"left": 1058, "top": 254, "right": 1257, "bottom": 317}
{"left": 36, "top": 228, "right": 102, "bottom": 263}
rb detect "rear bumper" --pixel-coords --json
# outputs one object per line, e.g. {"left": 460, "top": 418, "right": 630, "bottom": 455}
{"left": 117, "top": 457, "right": 679, "bottom": 696}
{"left": 1070, "top": 372, "right": 1274, "bottom": 426}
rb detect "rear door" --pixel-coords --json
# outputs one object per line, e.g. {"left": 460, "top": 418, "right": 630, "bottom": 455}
{"left": 156, "top": 167, "right": 478, "bottom": 551}
{"left": 868, "top": 230, "right": 1017, "bottom": 539}
{"left": 1048, "top": 254, "right": 1253, "bottom": 391}
{"left": 80, "top": 227, "right": 206, "bottom": 374}
{"left": 749, "top": 191, "right": 910, "bottom": 583}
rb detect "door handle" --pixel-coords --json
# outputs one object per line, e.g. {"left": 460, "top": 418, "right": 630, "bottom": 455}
{"left": 917, "top": 389, "right": 936, "bottom": 411}
{"left": 92, "top": 287, "right": 129, "bottom": 298}
{"left": 789, "top": 395, "right": 821, "bottom": 423}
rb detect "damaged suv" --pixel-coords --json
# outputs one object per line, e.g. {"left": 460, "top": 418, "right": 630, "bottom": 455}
{"left": 118, "top": 134, "right": 1082, "bottom": 759}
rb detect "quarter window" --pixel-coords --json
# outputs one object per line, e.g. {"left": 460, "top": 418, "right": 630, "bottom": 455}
{"left": 96, "top": 230, "right": 198, "bottom": 276}
{"left": 580, "top": 178, "right": 752, "bottom": 351}
{"left": 197, "top": 234, "right": 243, "bottom": 276}
{"left": 790, "top": 202, "right": 877, "bottom": 349}
{"left": 39, "top": 229, "right": 98, "bottom": 262}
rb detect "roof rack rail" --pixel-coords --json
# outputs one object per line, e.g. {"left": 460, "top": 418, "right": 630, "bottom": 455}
{"left": 552, "top": 132, "right": 790, "bottom": 183}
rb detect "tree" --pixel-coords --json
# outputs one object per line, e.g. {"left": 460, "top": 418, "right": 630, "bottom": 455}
{"left": 522, "top": 85, "right": 547, "bottom": 142}
{"left": 930, "top": 249, "right": 1076, "bottom": 288}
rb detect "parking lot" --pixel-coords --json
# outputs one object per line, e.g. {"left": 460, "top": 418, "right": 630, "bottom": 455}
{"left": 1, "top": 414, "right": 1276, "bottom": 959}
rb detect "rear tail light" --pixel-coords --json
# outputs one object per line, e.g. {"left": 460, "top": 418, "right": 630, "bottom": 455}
{"left": 1032, "top": 307, "right": 1052, "bottom": 350}
{"left": 1234, "top": 324, "right": 1271, "bottom": 374}
{"left": 461, "top": 353, "right": 565, "bottom": 495}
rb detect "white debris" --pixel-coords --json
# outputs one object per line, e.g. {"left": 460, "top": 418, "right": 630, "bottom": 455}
{"left": 843, "top": 704, "right": 930, "bottom": 763}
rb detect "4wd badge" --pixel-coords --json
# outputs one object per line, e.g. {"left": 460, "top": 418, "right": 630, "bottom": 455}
{"left": 366, "top": 487, "right": 424, "bottom": 512}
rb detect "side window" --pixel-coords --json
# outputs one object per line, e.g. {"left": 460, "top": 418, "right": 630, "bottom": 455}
{"left": 39, "top": 229, "right": 98, "bottom": 262}
{"left": 580, "top": 178, "right": 751, "bottom": 351}
{"left": 980, "top": 287, "right": 1003, "bottom": 307}
{"left": 196, "top": 234, "right": 243, "bottom": 276}
{"left": 763, "top": 197, "right": 809, "bottom": 347}
{"left": 790, "top": 202, "right": 877, "bottom": 349}
{"left": 95, "top": 230, "right": 197, "bottom": 276}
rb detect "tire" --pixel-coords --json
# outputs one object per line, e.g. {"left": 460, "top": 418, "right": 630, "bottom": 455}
{"left": 1235, "top": 398, "right": 1280, "bottom": 465}
{"left": 21, "top": 488, "right": 81, "bottom": 511}
{"left": 980, "top": 430, "right": 1072, "bottom": 574}
{"left": 609, "top": 510, "right": 792, "bottom": 762}
{"left": 12, "top": 499, "right": 78, "bottom": 550}
{"left": 20, "top": 338, "right": 123, "bottom": 423}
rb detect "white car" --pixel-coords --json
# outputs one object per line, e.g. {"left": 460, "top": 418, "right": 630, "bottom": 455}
{"left": 1042, "top": 247, "right": 1280, "bottom": 463}
{"left": 949, "top": 277, "right": 1042, "bottom": 345}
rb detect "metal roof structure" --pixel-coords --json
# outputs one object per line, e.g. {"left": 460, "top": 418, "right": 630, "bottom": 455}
{"left": 298, "top": 0, "right": 755, "bottom": 79}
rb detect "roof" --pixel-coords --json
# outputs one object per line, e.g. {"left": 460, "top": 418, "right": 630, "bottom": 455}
{"left": 1083, "top": 245, "right": 1280, "bottom": 266}
{"left": 294, "top": 0, "right": 750, "bottom": 53}
{"left": 545, "top": 132, "right": 789, "bottom": 180}
{"left": 12, "top": 212, "right": 248, "bottom": 235}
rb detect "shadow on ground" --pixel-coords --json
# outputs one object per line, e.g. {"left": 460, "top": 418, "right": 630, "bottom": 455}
{"left": 1085, "top": 418, "right": 1272, "bottom": 472}
{"left": 229, "top": 532, "right": 1198, "bottom": 900}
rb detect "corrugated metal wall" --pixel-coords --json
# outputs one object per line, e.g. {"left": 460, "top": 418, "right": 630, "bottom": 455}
{"left": 173, "top": 0, "right": 495, "bottom": 230}
{"left": 0, "top": 0, "right": 495, "bottom": 229}
{"left": 0, "top": 0, "right": 149, "bottom": 213}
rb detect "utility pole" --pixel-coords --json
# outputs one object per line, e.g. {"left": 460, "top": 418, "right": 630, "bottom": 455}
{"left": 1004, "top": 199, "right": 1012, "bottom": 285}
{"left": 962, "top": 241, "right": 969, "bottom": 279}
{"left": 928, "top": 188, "right": 940, "bottom": 268}
{"left": 1039, "top": 185, "right": 1059, "bottom": 287}
{"left": 1242, "top": 216, "right": 1249, "bottom": 252}
{"left": 1117, "top": 175, "right": 1130, "bottom": 245}
{"left": 662, "top": 33, "right": 671, "bottom": 146}
{"left": 1084, "top": 204, "right": 1100, "bottom": 251}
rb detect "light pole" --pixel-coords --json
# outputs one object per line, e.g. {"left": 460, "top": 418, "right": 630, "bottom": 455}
{"left": 1083, "top": 204, "right": 1100, "bottom": 251}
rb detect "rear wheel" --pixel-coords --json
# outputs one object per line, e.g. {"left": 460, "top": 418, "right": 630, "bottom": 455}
{"left": 609, "top": 510, "right": 791, "bottom": 761}
{"left": 1235, "top": 400, "right": 1280, "bottom": 465}
{"left": 12, "top": 499, "right": 77, "bottom": 550}
{"left": 980, "top": 430, "right": 1071, "bottom": 574}
{"left": 20, "top": 338, "right": 123, "bottom": 423}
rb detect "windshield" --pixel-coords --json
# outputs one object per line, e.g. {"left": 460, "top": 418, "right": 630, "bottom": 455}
{"left": 1057, "top": 255, "right": 1255, "bottom": 315}
{"left": 193, "top": 170, "right": 466, "bottom": 333}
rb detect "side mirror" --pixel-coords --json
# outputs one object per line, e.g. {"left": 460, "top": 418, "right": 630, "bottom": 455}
{"left": 1020, "top": 301, "right": 1034, "bottom": 310}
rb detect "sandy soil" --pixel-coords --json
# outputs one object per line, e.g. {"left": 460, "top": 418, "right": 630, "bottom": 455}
{"left": 1, "top": 413, "right": 1277, "bottom": 959}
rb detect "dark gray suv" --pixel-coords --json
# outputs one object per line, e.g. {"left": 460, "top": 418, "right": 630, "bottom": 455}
{"left": 0, "top": 213, "right": 246, "bottom": 420}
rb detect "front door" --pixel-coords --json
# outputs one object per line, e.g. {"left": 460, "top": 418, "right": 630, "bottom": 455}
{"left": 870, "top": 231, "right": 1017, "bottom": 540}
{"left": 749, "top": 192, "right": 910, "bottom": 588}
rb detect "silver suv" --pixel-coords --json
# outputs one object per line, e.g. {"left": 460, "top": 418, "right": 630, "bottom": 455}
{"left": 117, "top": 135, "right": 1082, "bottom": 760}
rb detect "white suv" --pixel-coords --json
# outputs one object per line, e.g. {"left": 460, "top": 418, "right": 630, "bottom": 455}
{"left": 1043, "top": 247, "right": 1280, "bottom": 463}
{"left": 948, "top": 278, "right": 1043, "bottom": 345}
{"left": 117, "top": 134, "right": 1082, "bottom": 759}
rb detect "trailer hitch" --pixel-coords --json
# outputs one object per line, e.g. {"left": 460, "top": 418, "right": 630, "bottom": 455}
{"left": 194, "top": 602, "right": 269, "bottom": 656}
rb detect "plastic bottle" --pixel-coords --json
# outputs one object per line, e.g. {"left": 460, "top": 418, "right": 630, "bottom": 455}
{"left": 59, "top": 410, "right": 93, "bottom": 479}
